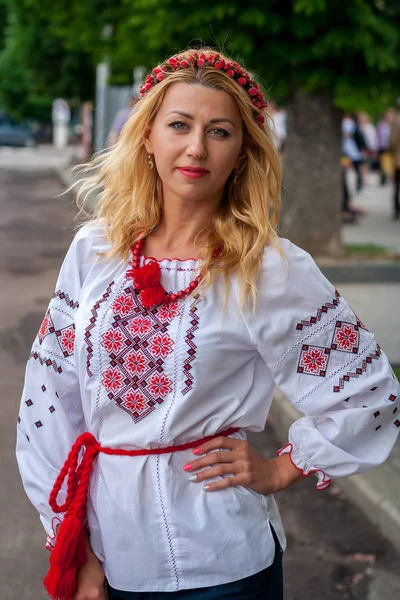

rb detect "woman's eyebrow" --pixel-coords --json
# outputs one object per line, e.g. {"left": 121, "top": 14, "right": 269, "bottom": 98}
{"left": 166, "top": 110, "right": 236, "bottom": 127}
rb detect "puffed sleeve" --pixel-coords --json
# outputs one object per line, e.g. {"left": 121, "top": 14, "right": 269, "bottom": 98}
{"left": 246, "top": 238, "right": 400, "bottom": 490}
{"left": 16, "top": 225, "right": 96, "bottom": 548}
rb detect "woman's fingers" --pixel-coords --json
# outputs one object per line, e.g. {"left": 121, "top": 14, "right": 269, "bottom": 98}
{"left": 187, "top": 460, "right": 243, "bottom": 483}
{"left": 184, "top": 449, "right": 240, "bottom": 473}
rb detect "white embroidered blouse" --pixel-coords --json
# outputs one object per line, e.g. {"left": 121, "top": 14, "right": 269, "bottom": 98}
{"left": 16, "top": 223, "right": 400, "bottom": 592}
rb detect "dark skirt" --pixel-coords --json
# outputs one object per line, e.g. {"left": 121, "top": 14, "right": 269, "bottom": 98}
{"left": 107, "top": 526, "right": 283, "bottom": 600}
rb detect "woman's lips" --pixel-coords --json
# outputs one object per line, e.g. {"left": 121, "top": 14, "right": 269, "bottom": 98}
{"left": 177, "top": 167, "right": 210, "bottom": 179}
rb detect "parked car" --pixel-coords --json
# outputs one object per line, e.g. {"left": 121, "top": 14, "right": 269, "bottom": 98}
{"left": 0, "top": 113, "right": 37, "bottom": 147}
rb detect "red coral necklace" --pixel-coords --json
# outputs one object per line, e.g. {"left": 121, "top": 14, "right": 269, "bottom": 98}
{"left": 126, "top": 238, "right": 201, "bottom": 309}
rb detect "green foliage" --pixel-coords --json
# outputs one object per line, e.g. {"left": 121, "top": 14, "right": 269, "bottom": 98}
{"left": 0, "top": 0, "right": 399, "bottom": 118}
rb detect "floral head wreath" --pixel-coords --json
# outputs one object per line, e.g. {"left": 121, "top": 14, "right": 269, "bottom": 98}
{"left": 139, "top": 51, "right": 268, "bottom": 128}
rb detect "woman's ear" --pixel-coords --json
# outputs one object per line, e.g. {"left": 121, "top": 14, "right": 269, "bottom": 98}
{"left": 143, "top": 123, "right": 153, "bottom": 154}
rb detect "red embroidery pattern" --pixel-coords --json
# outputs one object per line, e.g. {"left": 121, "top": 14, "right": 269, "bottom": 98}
{"left": 56, "top": 325, "right": 76, "bottom": 356}
{"left": 333, "top": 345, "right": 381, "bottom": 392}
{"left": 331, "top": 321, "right": 359, "bottom": 354}
{"left": 182, "top": 296, "right": 200, "bottom": 394}
{"left": 297, "top": 345, "right": 331, "bottom": 377}
{"left": 51, "top": 290, "right": 79, "bottom": 310}
{"left": 296, "top": 290, "right": 340, "bottom": 330}
{"left": 38, "top": 307, "right": 75, "bottom": 357}
{"left": 101, "top": 286, "right": 181, "bottom": 423}
{"left": 85, "top": 282, "right": 115, "bottom": 376}
{"left": 29, "top": 351, "right": 63, "bottom": 373}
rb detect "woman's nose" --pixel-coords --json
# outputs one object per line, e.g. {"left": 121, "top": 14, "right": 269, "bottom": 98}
{"left": 187, "top": 130, "right": 207, "bottom": 159}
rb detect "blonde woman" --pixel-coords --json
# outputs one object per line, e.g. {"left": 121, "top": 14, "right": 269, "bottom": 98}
{"left": 17, "top": 48, "right": 399, "bottom": 600}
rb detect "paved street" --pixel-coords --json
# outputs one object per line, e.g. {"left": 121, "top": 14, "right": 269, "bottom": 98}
{"left": 1, "top": 147, "right": 400, "bottom": 599}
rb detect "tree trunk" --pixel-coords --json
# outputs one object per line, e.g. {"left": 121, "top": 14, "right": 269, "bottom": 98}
{"left": 281, "top": 89, "right": 345, "bottom": 258}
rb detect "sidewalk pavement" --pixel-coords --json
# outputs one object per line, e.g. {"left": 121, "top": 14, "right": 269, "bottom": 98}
{"left": 56, "top": 152, "right": 400, "bottom": 553}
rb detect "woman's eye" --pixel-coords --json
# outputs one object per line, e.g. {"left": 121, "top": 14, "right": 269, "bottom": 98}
{"left": 169, "top": 121, "right": 187, "bottom": 130}
{"left": 209, "top": 128, "right": 229, "bottom": 137}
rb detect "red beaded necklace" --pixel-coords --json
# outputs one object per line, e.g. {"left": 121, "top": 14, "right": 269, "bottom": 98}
{"left": 126, "top": 238, "right": 201, "bottom": 309}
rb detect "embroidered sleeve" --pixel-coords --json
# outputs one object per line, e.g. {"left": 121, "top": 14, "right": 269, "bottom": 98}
{"left": 247, "top": 239, "right": 400, "bottom": 489}
{"left": 16, "top": 227, "right": 95, "bottom": 547}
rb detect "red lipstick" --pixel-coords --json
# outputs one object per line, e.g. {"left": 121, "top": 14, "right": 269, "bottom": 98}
{"left": 178, "top": 167, "right": 210, "bottom": 179}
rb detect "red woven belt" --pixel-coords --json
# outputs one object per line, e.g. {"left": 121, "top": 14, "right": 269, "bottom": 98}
{"left": 44, "top": 428, "right": 239, "bottom": 600}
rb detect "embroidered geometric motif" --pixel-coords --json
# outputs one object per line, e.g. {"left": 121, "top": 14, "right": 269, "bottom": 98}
{"left": 38, "top": 309, "right": 55, "bottom": 344}
{"left": 389, "top": 394, "right": 397, "bottom": 402}
{"left": 52, "top": 290, "right": 79, "bottom": 310}
{"left": 49, "top": 405, "right": 55, "bottom": 413}
{"left": 333, "top": 345, "right": 381, "bottom": 392}
{"left": 395, "top": 420, "right": 400, "bottom": 428}
{"left": 182, "top": 295, "right": 200, "bottom": 395}
{"left": 55, "top": 325, "right": 76, "bottom": 357}
{"left": 35, "top": 421, "right": 43, "bottom": 428}
{"left": 331, "top": 321, "right": 359, "bottom": 354}
{"left": 101, "top": 286, "right": 181, "bottom": 423}
{"left": 297, "top": 345, "right": 330, "bottom": 377}
{"left": 29, "top": 351, "right": 63, "bottom": 374}
{"left": 373, "top": 411, "right": 380, "bottom": 418}
{"left": 296, "top": 290, "right": 340, "bottom": 330}
{"left": 41, "top": 385, "right": 46, "bottom": 392}
{"left": 354, "top": 313, "right": 369, "bottom": 331}
{"left": 25, "top": 399, "right": 33, "bottom": 407}
{"left": 85, "top": 281, "right": 115, "bottom": 377}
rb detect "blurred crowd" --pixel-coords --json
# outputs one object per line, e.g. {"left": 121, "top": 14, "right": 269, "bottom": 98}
{"left": 341, "top": 102, "right": 400, "bottom": 223}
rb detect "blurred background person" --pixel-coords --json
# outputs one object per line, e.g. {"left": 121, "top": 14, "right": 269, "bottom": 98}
{"left": 266, "top": 100, "right": 287, "bottom": 151}
{"left": 377, "top": 108, "right": 396, "bottom": 185}
{"left": 342, "top": 113, "right": 366, "bottom": 193}
{"left": 107, "top": 95, "right": 138, "bottom": 146}
{"left": 389, "top": 99, "right": 400, "bottom": 220}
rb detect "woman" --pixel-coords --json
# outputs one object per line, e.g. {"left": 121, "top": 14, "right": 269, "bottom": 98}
{"left": 17, "top": 48, "right": 399, "bottom": 600}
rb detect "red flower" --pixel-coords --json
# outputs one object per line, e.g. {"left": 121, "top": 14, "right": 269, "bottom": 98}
{"left": 112, "top": 293, "right": 135, "bottom": 316}
{"left": 156, "top": 72, "right": 165, "bottom": 81}
{"left": 128, "top": 316, "right": 153, "bottom": 335}
{"left": 252, "top": 99, "right": 262, "bottom": 108}
{"left": 102, "top": 367, "right": 123, "bottom": 393}
{"left": 39, "top": 311, "right": 51, "bottom": 341}
{"left": 150, "top": 333, "right": 174, "bottom": 359}
{"left": 59, "top": 326, "right": 75, "bottom": 355}
{"left": 256, "top": 114, "right": 265, "bottom": 124}
{"left": 238, "top": 77, "right": 246, "bottom": 86}
{"left": 197, "top": 58, "right": 205, "bottom": 67}
{"left": 125, "top": 350, "right": 147, "bottom": 375}
{"left": 215, "top": 61, "right": 224, "bottom": 69}
{"left": 153, "top": 67, "right": 161, "bottom": 74}
{"left": 168, "top": 57, "right": 177, "bottom": 66}
{"left": 227, "top": 69, "right": 235, "bottom": 77}
{"left": 122, "top": 390, "right": 147, "bottom": 414}
{"left": 148, "top": 373, "right": 173, "bottom": 398}
{"left": 180, "top": 60, "right": 189, "bottom": 68}
{"left": 248, "top": 87, "right": 258, "bottom": 96}
{"left": 144, "top": 83, "right": 152, "bottom": 91}
{"left": 102, "top": 328, "right": 126, "bottom": 354}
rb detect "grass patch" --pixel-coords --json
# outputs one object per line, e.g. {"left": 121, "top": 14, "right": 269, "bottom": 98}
{"left": 393, "top": 366, "right": 400, "bottom": 382}
{"left": 345, "top": 244, "right": 399, "bottom": 260}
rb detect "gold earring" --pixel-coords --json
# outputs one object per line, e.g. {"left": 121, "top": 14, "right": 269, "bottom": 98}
{"left": 148, "top": 154, "right": 154, "bottom": 169}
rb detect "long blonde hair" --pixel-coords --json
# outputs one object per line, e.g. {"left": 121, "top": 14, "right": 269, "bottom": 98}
{"left": 74, "top": 47, "right": 282, "bottom": 309}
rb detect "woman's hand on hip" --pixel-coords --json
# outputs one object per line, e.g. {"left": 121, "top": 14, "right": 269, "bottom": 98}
{"left": 183, "top": 436, "right": 305, "bottom": 495}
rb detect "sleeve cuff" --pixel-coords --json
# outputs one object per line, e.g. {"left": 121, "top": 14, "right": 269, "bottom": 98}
{"left": 277, "top": 443, "right": 331, "bottom": 491}
{"left": 42, "top": 516, "right": 63, "bottom": 551}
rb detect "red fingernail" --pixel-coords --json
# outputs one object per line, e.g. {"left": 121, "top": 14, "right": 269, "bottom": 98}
{"left": 192, "top": 448, "right": 202, "bottom": 455}
{"left": 183, "top": 464, "right": 192, "bottom": 471}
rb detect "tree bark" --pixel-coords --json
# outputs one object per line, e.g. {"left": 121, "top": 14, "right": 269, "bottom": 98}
{"left": 281, "top": 89, "right": 345, "bottom": 258}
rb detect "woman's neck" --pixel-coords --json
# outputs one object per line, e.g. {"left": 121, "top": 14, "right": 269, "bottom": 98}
{"left": 144, "top": 191, "right": 220, "bottom": 260}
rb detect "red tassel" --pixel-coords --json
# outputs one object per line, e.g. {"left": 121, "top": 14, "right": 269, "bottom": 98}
{"left": 140, "top": 285, "right": 167, "bottom": 308}
{"left": 43, "top": 512, "right": 87, "bottom": 600}
{"left": 131, "top": 261, "right": 161, "bottom": 290}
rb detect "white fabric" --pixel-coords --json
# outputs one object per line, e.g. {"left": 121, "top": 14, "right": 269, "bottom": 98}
{"left": 16, "top": 223, "right": 399, "bottom": 592}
